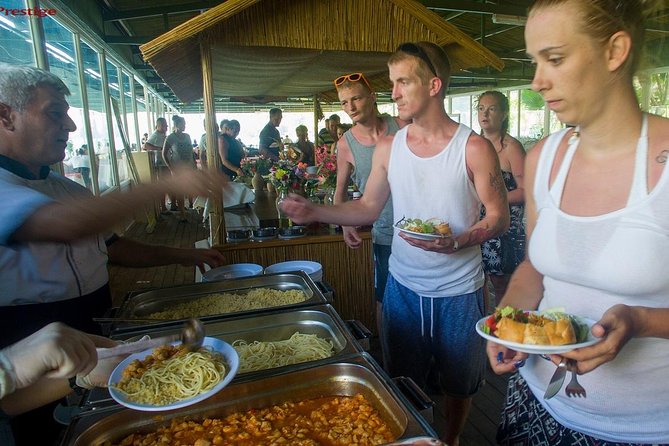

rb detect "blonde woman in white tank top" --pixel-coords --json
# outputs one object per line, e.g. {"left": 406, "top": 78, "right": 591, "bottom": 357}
{"left": 487, "top": 1, "right": 669, "bottom": 445}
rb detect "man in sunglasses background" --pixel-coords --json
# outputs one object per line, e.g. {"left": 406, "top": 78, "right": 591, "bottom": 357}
{"left": 332, "top": 71, "right": 408, "bottom": 350}
{"left": 280, "top": 41, "right": 509, "bottom": 446}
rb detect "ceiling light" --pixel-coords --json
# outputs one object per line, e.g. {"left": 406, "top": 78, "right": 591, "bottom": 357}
{"left": 492, "top": 14, "right": 527, "bottom": 26}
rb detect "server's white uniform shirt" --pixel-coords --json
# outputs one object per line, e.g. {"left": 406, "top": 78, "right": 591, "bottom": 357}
{"left": 0, "top": 157, "right": 109, "bottom": 306}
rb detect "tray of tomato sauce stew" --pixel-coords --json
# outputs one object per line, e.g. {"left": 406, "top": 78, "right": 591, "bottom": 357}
{"left": 60, "top": 352, "right": 436, "bottom": 445}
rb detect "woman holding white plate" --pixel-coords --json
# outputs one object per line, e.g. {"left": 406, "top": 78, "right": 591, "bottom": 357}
{"left": 486, "top": 0, "right": 669, "bottom": 445}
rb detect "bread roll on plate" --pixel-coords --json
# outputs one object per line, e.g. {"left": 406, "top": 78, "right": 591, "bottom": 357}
{"left": 490, "top": 307, "right": 578, "bottom": 346}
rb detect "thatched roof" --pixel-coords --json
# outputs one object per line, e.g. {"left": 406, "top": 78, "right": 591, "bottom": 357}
{"left": 140, "top": 0, "right": 504, "bottom": 104}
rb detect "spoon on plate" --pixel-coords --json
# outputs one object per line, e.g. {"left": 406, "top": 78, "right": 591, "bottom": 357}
{"left": 96, "top": 318, "right": 205, "bottom": 360}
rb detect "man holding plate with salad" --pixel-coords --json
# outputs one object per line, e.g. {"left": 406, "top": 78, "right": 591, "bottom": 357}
{"left": 281, "top": 41, "right": 509, "bottom": 446}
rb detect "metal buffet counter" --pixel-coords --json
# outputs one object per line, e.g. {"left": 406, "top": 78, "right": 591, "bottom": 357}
{"left": 60, "top": 272, "right": 438, "bottom": 445}
{"left": 218, "top": 189, "right": 378, "bottom": 332}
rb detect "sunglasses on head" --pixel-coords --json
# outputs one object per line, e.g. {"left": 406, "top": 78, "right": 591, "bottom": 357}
{"left": 397, "top": 42, "right": 437, "bottom": 77}
{"left": 333, "top": 72, "right": 373, "bottom": 91}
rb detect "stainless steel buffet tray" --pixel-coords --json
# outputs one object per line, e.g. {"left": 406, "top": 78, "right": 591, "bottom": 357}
{"left": 83, "top": 305, "right": 367, "bottom": 408}
{"left": 61, "top": 353, "right": 437, "bottom": 445}
{"left": 106, "top": 271, "right": 328, "bottom": 333}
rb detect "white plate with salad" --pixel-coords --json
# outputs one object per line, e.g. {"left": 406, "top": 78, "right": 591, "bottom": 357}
{"left": 476, "top": 307, "right": 600, "bottom": 354}
{"left": 394, "top": 217, "right": 452, "bottom": 240}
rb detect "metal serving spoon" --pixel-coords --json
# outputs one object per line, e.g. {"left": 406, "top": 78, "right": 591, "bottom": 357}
{"left": 96, "top": 318, "right": 205, "bottom": 360}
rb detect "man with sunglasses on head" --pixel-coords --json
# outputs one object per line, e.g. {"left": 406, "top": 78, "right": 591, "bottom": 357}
{"left": 281, "top": 42, "right": 509, "bottom": 446}
{"left": 333, "top": 71, "right": 408, "bottom": 348}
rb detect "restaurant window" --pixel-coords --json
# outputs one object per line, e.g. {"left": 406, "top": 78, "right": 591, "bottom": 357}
{"left": 647, "top": 72, "right": 669, "bottom": 118}
{"left": 42, "top": 14, "right": 91, "bottom": 188}
{"left": 117, "top": 70, "right": 131, "bottom": 149}
{"left": 135, "top": 81, "right": 149, "bottom": 140}
{"left": 507, "top": 90, "right": 519, "bottom": 139}
{"left": 450, "top": 96, "right": 472, "bottom": 129}
{"left": 0, "top": 0, "right": 34, "bottom": 66}
{"left": 517, "top": 89, "right": 548, "bottom": 150}
{"left": 106, "top": 59, "right": 130, "bottom": 183}
{"left": 80, "top": 39, "right": 114, "bottom": 192}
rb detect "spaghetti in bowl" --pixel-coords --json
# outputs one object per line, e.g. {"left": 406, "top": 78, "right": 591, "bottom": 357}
{"left": 108, "top": 337, "right": 239, "bottom": 412}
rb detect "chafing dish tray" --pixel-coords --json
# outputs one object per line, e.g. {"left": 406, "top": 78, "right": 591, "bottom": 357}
{"left": 83, "top": 305, "right": 368, "bottom": 408}
{"left": 107, "top": 271, "right": 327, "bottom": 333}
{"left": 61, "top": 353, "right": 436, "bottom": 445}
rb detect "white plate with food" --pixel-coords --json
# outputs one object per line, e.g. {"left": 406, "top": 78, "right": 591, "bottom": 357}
{"left": 108, "top": 337, "right": 239, "bottom": 411}
{"left": 475, "top": 307, "right": 599, "bottom": 354}
{"left": 394, "top": 217, "right": 452, "bottom": 240}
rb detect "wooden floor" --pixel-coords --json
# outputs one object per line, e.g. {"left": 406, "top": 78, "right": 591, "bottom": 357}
{"left": 108, "top": 210, "right": 508, "bottom": 446}
{"left": 108, "top": 208, "right": 209, "bottom": 307}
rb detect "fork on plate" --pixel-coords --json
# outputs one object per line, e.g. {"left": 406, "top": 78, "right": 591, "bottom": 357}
{"left": 565, "top": 359, "right": 586, "bottom": 398}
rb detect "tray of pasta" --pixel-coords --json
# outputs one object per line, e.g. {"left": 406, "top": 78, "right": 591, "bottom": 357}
{"left": 81, "top": 305, "right": 368, "bottom": 408}
{"left": 106, "top": 271, "right": 328, "bottom": 334}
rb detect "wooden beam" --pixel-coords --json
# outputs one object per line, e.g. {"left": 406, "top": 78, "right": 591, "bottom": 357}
{"left": 102, "top": 1, "right": 223, "bottom": 22}
{"left": 200, "top": 39, "right": 225, "bottom": 246}
{"left": 421, "top": 0, "right": 530, "bottom": 16}
{"left": 104, "top": 35, "right": 154, "bottom": 45}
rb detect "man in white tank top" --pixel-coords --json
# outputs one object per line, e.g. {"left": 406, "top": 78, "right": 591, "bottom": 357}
{"left": 333, "top": 71, "right": 408, "bottom": 346}
{"left": 281, "top": 42, "right": 509, "bottom": 445}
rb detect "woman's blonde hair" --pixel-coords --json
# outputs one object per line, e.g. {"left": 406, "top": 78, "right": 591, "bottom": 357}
{"left": 529, "top": 0, "right": 652, "bottom": 77}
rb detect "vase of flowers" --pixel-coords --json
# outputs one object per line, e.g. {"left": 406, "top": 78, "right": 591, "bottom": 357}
{"left": 275, "top": 187, "right": 288, "bottom": 217}
{"left": 316, "top": 147, "right": 337, "bottom": 203}
{"left": 304, "top": 178, "right": 321, "bottom": 204}
{"left": 269, "top": 160, "right": 309, "bottom": 195}
{"left": 251, "top": 171, "right": 265, "bottom": 192}
{"left": 240, "top": 156, "right": 273, "bottom": 192}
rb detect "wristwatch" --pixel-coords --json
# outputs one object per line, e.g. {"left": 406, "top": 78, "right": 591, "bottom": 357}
{"left": 452, "top": 239, "right": 459, "bottom": 251}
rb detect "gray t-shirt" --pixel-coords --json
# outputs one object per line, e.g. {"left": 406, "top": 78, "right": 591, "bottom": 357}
{"left": 345, "top": 115, "right": 400, "bottom": 246}
{"left": 146, "top": 131, "right": 167, "bottom": 166}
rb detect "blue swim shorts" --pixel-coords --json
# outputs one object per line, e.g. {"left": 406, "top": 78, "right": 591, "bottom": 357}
{"left": 380, "top": 274, "right": 486, "bottom": 398}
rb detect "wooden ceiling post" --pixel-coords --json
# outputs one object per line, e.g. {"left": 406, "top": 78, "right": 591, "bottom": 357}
{"left": 313, "top": 95, "right": 319, "bottom": 148}
{"left": 201, "top": 37, "right": 226, "bottom": 246}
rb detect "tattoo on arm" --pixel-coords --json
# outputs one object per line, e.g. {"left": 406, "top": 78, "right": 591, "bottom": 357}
{"left": 489, "top": 172, "right": 506, "bottom": 198}
{"left": 657, "top": 150, "right": 668, "bottom": 164}
{"left": 466, "top": 227, "right": 495, "bottom": 247}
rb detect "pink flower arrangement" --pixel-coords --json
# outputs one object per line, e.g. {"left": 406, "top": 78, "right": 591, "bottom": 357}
{"left": 315, "top": 146, "right": 337, "bottom": 189}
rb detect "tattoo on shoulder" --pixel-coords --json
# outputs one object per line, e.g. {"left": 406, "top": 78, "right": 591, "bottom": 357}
{"left": 657, "top": 149, "right": 668, "bottom": 164}
{"left": 489, "top": 172, "right": 505, "bottom": 196}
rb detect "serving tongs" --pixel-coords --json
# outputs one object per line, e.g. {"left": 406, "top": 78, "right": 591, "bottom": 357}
{"left": 96, "top": 318, "right": 205, "bottom": 360}
{"left": 92, "top": 316, "right": 175, "bottom": 325}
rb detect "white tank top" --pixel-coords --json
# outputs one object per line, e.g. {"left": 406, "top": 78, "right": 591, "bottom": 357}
{"left": 520, "top": 115, "right": 669, "bottom": 443}
{"left": 387, "top": 124, "right": 484, "bottom": 297}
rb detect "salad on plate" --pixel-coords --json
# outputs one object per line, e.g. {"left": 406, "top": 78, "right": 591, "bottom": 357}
{"left": 395, "top": 217, "right": 452, "bottom": 237}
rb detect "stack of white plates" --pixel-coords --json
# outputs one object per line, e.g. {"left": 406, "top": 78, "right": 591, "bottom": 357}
{"left": 264, "top": 260, "right": 323, "bottom": 282}
{"left": 201, "top": 263, "right": 264, "bottom": 282}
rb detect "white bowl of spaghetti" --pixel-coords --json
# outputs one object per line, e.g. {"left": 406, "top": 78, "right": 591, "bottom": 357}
{"left": 108, "top": 337, "right": 239, "bottom": 412}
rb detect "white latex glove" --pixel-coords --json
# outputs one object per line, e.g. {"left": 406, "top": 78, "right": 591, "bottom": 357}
{"left": 1, "top": 322, "right": 106, "bottom": 391}
{"left": 77, "top": 335, "right": 149, "bottom": 388}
